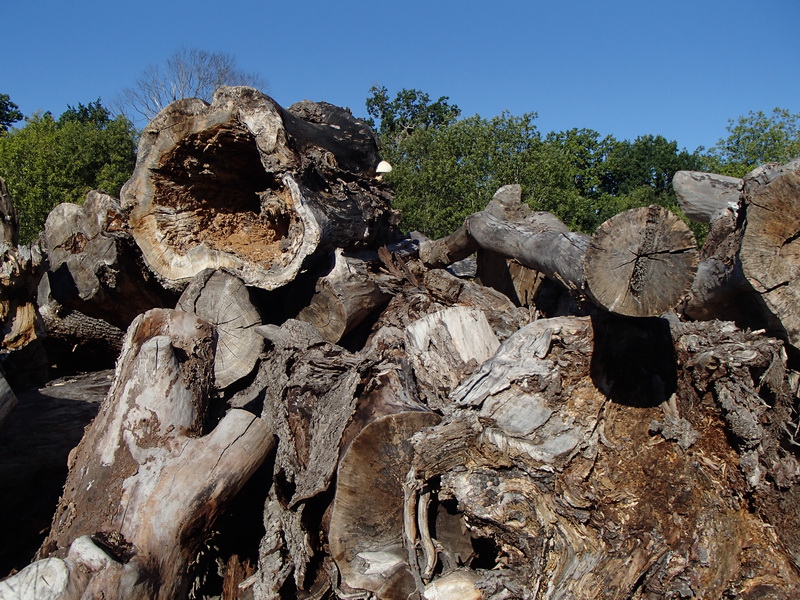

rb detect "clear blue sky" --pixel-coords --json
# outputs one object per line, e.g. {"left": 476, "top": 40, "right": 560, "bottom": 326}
{"left": 3, "top": 0, "right": 798, "bottom": 153}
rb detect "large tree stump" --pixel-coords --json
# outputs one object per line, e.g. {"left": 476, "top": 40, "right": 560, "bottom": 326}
{"left": 121, "top": 86, "right": 397, "bottom": 292}
{"left": 31, "top": 308, "right": 273, "bottom": 599}
{"left": 401, "top": 316, "right": 800, "bottom": 599}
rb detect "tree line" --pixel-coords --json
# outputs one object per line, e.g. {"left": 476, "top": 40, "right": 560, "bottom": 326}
{"left": 365, "top": 86, "right": 800, "bottom": 240}
{"left": 1, "top": 54, "right": 799, "bottom": 245}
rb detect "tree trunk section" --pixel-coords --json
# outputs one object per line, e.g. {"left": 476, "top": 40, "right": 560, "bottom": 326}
{"left": 33, "top": 308, "right": 273, "bottom": 599}
{"left": 297, "top": 249, "right": 391, "bottom": 343}
{"left": 584, "top": 204, "right": 699, "bottom": 317}
{"left": 121, "top": 86, "right": 397, "bottom": 292}
{"left": 43, "top": 191, "right": 176, "bottom": 329}
{"left": 673, "top": 170, "right": 741, "bottom": 223}
{"left": 177, "top": 269, "right": 263, "bottom": 389}
{"left": 740, "top": 168, "right": 800, "bottom": 350}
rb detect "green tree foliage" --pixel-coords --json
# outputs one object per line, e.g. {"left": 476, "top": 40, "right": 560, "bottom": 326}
{"left": 369, "top": 87, "right": 704, "bottom": 239}
{"left": 0, "top": 99, "right": 137, "bottom": 243}
{"left": 704, "top": 107, "right": 800, "bottom": 177}
{"left": 0, "top": 94, "right": 24, "bottom": 132}
{"left": 365, "top": 85, "right": 461, "bottom": 143}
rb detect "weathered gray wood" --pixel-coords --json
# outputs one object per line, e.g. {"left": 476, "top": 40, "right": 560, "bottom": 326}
{"left": 404, "top": 316, "right": 800, "bottom": 598}
{"left": 121, "top": 86, "right": 396, "bottom": 292}
{"left": 43, "top": 191, "right": 175, "bottom": 329}
{"left": 404, "top": 306, "right": 499, "bottom": 410}
{"left": 673, "top": 170, "right": 742, "bottom": 223}
{"left": 420, "top": 186, "right": 698, "bottom": 317}
{"left": 177, "top": 269, "right": 263, "bottom": 388}
{"left": 297, "top": 249, "right": 390, "bottom": 343}
{"left": 740, "top": 168, "right": 800, "bottom": 350}
{"left": 35, "top": 309, "right": 273, "bottom": 599}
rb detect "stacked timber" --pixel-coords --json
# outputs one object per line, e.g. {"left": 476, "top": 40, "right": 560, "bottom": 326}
{"left": 1, "top": 88, "right": 800, "bottom": 600}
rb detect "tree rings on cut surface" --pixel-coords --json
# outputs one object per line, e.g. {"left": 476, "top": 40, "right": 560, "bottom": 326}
{"left": 585, "top": 205, "right": 698, "bottom": 317}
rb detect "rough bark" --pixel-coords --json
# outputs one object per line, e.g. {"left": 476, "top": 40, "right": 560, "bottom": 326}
{"left": 121, "top": 86, "right": 397, "bottom": 292}
{"left": 43, "top": 191, "right": 175, "bottom": 329}
{"left": 30, "top": 308, "right": 273, "bottom": 599}
{"left": 297, "top": 249, "right": 391, "bottom": 343}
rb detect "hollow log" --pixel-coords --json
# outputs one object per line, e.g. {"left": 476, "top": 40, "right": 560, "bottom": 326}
{"left": 33, "top": 308, "right": 273, "bottom": 599}
{"left": 43, "top": 191, "right": 176, "bottom": 329}
{"left": 176, "top": 269, "right": 263, "bottom": 389}
{"left": 121, "top": 86, "right": 397, "bottom": 292}
{"left": 420, "top": 185, "right": 698, "bottom": 317}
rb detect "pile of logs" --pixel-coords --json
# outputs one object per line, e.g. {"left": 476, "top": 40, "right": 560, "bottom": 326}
{"left": 1, "top": 86, "right": 800, "bottom": 599}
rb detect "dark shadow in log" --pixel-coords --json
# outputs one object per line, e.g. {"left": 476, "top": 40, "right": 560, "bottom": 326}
{"left": 589, "top": 314, "right": 677, "bottom": 407}
{"left": 0, "top": 371, "right": 110, "bottom": 575}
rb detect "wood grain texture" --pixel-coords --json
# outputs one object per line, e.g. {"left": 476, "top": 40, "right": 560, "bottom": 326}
{"left": 585, "top": 205, "right": 698, "bottom": 316}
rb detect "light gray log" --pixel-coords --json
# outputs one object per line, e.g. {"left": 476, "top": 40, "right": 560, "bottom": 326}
{"left": 177, "top": 269, "right": 263, "bottom": 388}
{"left": 35, "top": 309, "right": 273, "bottom": 599}
{"left": 673, "top": 170, "right": 742, "bottom": 223}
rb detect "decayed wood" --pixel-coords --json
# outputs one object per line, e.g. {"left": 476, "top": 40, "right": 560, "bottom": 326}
{"left": 177, "top": 269, "right": 263, "bottom": 388}
{"left": 402, "top": 316, "right": 800, "bottom": 598}
{"left": 329, "top": 410, "right": 441, "bottom": 599}
{"left": 297, "top": 249, "right": 390, "bottom": 343}
{"left": 673, "top": 170, "right": 742, "bottom": 223}
{"left": 31, "top": 308, "right": 273, "bottom": 599}
{"left": 43, "top": 191, "right": 175, "bottom": 329}
{"left": 403, "top": 306, "right": 499, "bottom": 410}
{"left": 420, "top": 185, "right": 698, "bottom": 317}
{"left": 121, "top": 86, "right": 397, "bottom": 292}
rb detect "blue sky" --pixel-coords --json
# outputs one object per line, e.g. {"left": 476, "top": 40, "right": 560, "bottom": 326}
{"left": 3, "top": 0, "right": 798, "bottom": 153}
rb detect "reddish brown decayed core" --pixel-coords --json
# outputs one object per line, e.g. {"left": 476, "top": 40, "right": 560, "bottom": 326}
{"left": 150, "top": 121, "right": 298, "bottom": 266}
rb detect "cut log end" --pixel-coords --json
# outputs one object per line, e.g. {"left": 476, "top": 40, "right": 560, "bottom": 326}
{"left": 585, "top": 205, "right": 698, "bottom": 317}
